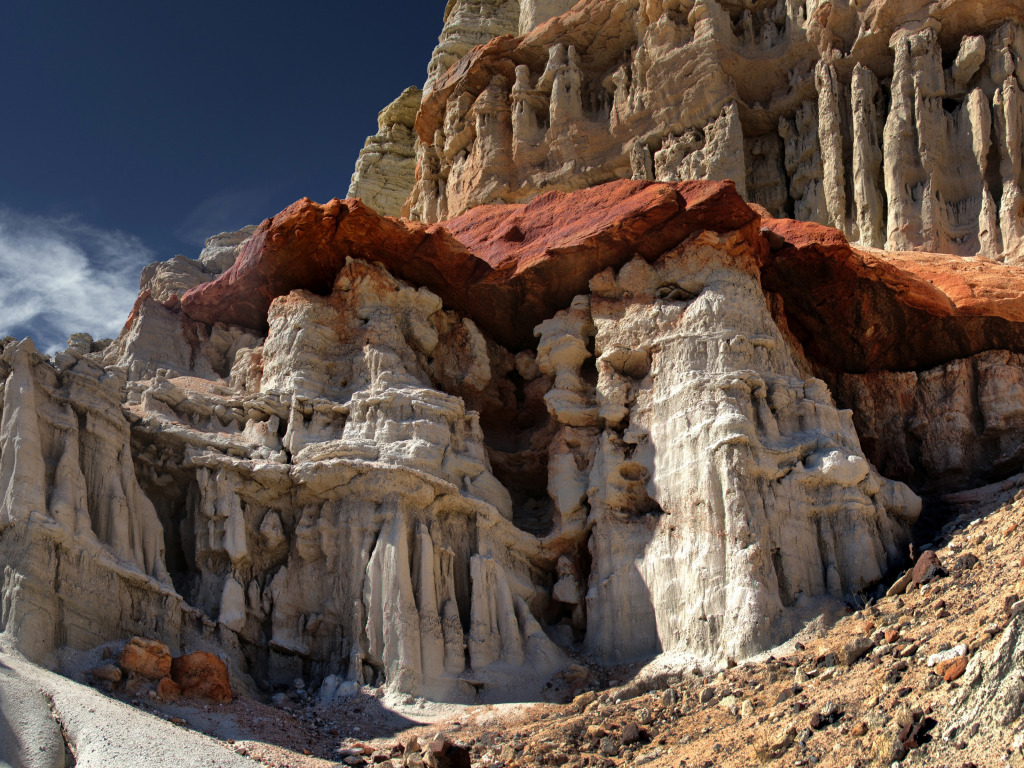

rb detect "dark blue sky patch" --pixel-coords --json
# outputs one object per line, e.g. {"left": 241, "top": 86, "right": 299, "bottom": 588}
{"left": 0, "top": 2, "right": 442, "bottom": 350}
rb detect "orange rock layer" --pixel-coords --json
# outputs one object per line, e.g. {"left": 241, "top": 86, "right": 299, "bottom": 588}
{"left": 180, "top": 180, "right": 1024, "bottom": 371}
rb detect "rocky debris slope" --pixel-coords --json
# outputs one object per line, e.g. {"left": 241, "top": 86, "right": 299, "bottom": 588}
{"left": 404, "top": 0, "right": 1024, "bottom": 265}
{"left": 0, "top": 638, "right": 257, "bottom": 768}
{"left": 314, "top": 477, "right": 1024, "bottom": 768}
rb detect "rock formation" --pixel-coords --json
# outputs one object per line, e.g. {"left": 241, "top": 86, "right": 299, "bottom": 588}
{"left": 8, "top": 172, "right": 1024, "bottom": 705}
{"left": 348, "top": 87, "right": 423, "bottom": 218}
{"left": 402, "top": 0, "right": 1024, "bottom": 264}
{"left": 6, "top": 0, "right": 1024, "bottom": 719}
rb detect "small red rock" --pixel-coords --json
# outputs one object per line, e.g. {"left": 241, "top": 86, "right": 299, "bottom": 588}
{"left": 912, "top": 550, "right": 947, "bottom": 585}
{"left": 119, "top": 637, "right": 172, "bottom": 680}
{"left": 942, "top": 656, "right": 968, "bottom": 682}
{"left": 884, "top": 629, "right": 900, "bottom": 644}
{"left": 157, "top": 676, "right": 181, "bottom": 701}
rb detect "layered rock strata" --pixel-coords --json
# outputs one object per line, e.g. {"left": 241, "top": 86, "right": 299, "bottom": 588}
{"left": 347, "top": 87, "right": 423, "bottom": 218}
{"left": 401, "top": 0, "right": 1024, "bottom": 264}
{"left": 9, "top": 179, "right": 1024, "bottom": 704}
{"left": 351, "top": 0, "right": 578, "bottom": 218}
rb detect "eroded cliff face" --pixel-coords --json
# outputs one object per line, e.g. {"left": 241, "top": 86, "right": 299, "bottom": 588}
{"left": 6, "top": 178, "right": 1024, "bottom": 704}
{"left": 404, "top": 0, "right": 1024, "bottom": 264}
{"left": 8, "top": 0, "right": 1024, "bottom": 711}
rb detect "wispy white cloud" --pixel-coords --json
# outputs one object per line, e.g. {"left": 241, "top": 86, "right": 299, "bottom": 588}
{"left": 0, "top": 209, "right": 151, "bottom": 354}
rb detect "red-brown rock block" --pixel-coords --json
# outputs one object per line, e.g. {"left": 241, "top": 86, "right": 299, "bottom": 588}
{"left": 939, "top": 656, "right": 968, "bottom": 682}
{"left": 118, "top": 637, "right": 172, "bottom": 680}
{"left": 176, "top": 179, "right": 1024, "bottom": 372}
{"left": 180, "top": 180, "right": 760, "bottom": 349}
{"left": 170, "top": 651, "right": 232, "bottom": 703}
{"left": 157, "top": 676, "right": 182, "bottom": 702}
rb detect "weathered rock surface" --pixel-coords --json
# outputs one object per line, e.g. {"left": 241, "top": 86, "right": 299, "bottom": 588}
{"left": 10, "top": 174, "right": 1024, "bottom": 706}
{"left": 119, "top": 637, "right": 173, "bottom": 680}
{"left": 347, "top": 87, "right": 423, "bottom": 218}
{"left": 835, "top": 350, "right": 1024, "bottom": 494}
{"left": 170, "top": 651, "right": 232, "bottom": 703}
{"left": 404, "top": 0, "right": 1024, "bottom": 264}
{"left": 16, "top": 178, "right": 1010, "bottom": 703}
{"left": 949, "top": 611, "right": 1024, "bottom": 757}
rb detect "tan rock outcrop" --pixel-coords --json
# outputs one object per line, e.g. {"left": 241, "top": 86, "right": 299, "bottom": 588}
{"left": 347, "top": 87, "right": 423, "bottom": 217}
{"left": 425, "top": 0, "right": 521, "bottom": 96}
{"left": 404, "top": 0, "right": 1024, "bottom": 264}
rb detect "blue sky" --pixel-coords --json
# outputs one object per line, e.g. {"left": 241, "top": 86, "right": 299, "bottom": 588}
{"left": 0, "top": 2, "right": 442, "bottom": 351}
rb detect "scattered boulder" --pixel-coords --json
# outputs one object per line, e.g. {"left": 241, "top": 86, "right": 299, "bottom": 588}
{"left": 170, "top": 651, "right": 232, "bottom": 703}
{"left": 573, "top": 690, "right": 598, "bottom": 712}
{"left": 620, "top": 722, "right": 641, "bottom": 745}
{"left": 599, "top": 736, "right": 618, "bottom": 757}
{"left": 427, "top": 737, "right": 471, "bottom": 768}
{"left": 941, "top": 656, "right": 969, "bottom": 682}
{"left": 756, "top": 727, "right": 795, "bottom": 762}
{"left": 928, "top": 644, "right": 968, "bottom": 668}
{"left": 912, "top": 550, "right": 947, "bottom": 586}
{"left": 886, "top": 570, "right": 913, "bottom": 596}
{"left": 953, "top": 553, "right": 980, "bottom": 574}
{"left": 810, "top": 701, "right": 842, "bottom": 730}
{"left": 91, "top": 664, "right": 122, "bottom": 684}
{"left": 119, "top": 637, "right": 172, "bottom": 680}
{"left": 872, "top": 731, "right": 905, "bottom": 765}
{"left": 839, "top": 637, "right": 874, "bottom": 666}
{"left": 157, "top": 676, "right": 182, "bottom": 701}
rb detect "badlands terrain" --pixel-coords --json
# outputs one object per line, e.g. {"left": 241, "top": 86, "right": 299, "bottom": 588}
{"left": 4, "top": 0, "right": 1024, "bottom": 766}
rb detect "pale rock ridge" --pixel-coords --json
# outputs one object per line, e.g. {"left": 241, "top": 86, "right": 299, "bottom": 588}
{"left": 537, "top": 231, "right": 919, "bottom": 664}
{"left": 139, "top": 225, "right": 255, "bottom": 303}
{"left": 347, "top": 87, "right": 423, "bottom": 218}
{"left": 104, "top": 225, "right": 259, "bottom": 381}
{"left": 407, "top": 0, "right": 1024, "bottom": 262}
{"left": 0, "top": 338, "right": 179, "bottom": 664}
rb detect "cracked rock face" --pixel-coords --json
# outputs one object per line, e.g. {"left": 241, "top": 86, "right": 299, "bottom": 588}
{"left": 402, "top": 0, "right": 1024, "bottom": 264}
{"left": 10, "top": 177, "right": 1024, "bottom": 704}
